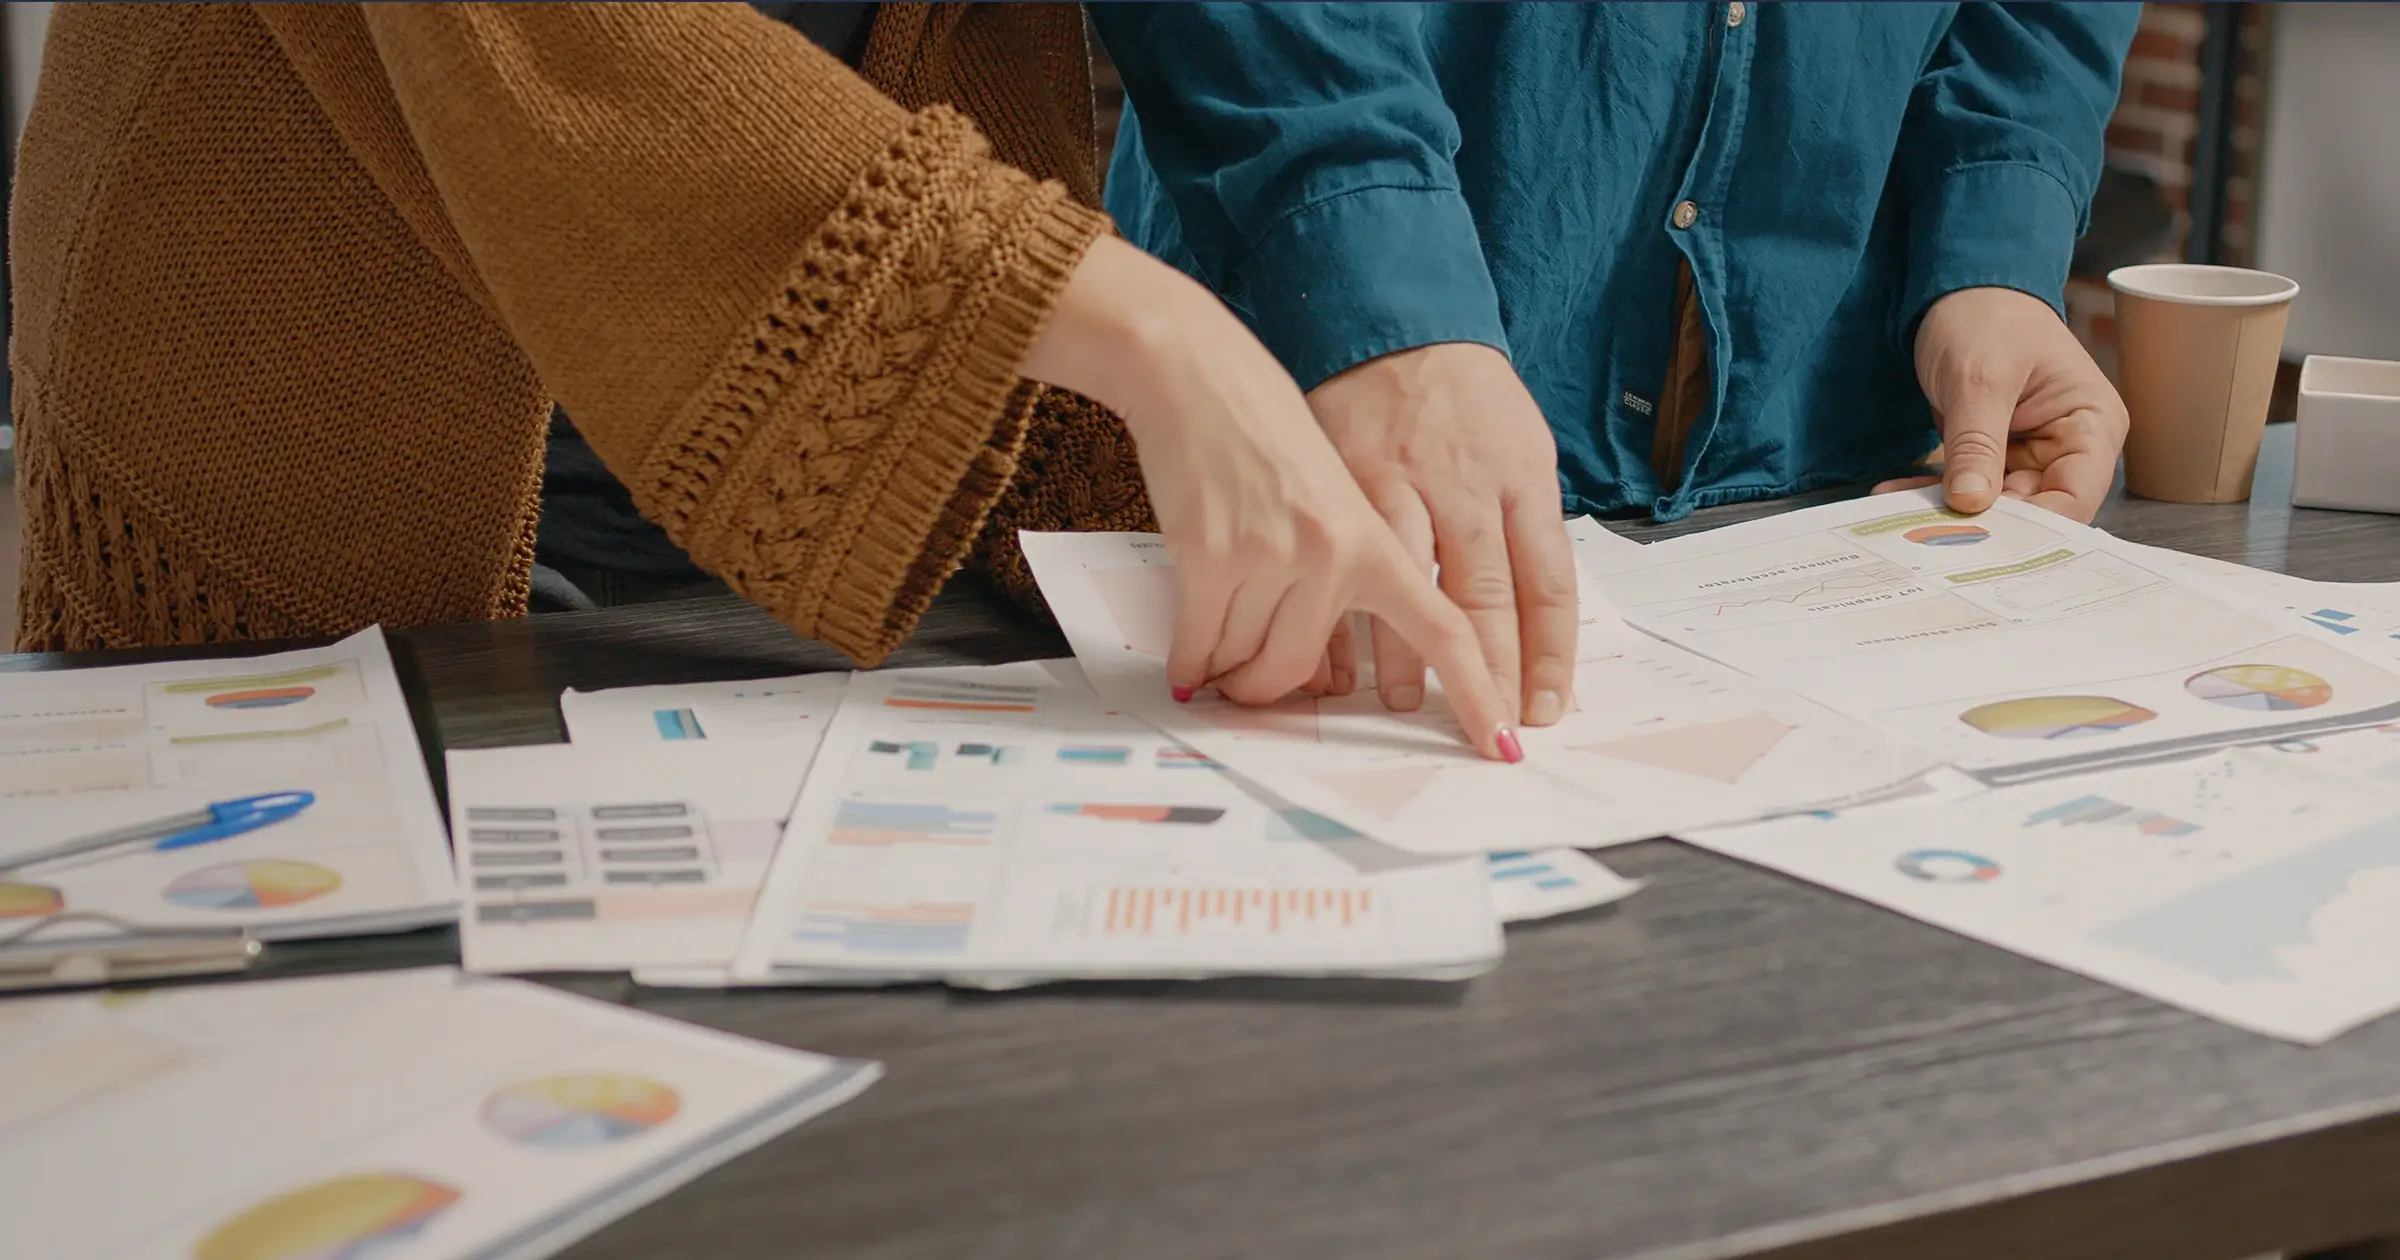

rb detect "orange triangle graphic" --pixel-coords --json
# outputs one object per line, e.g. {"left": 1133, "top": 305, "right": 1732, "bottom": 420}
{"left": 1315, "top": 765, "right": 1442, "bottom": 819}
{"left": 1575, "top": 712, "right": 1791, "bottom": 784}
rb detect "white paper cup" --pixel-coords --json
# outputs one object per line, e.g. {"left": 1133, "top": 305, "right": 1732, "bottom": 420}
{"left": 2107, "top": 263, "right": 2299, "bottom": 504}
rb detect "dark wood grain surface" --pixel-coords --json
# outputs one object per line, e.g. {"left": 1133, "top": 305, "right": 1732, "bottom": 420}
{"left": 21, "top": 427, "right": 2400, "bottom": 1259}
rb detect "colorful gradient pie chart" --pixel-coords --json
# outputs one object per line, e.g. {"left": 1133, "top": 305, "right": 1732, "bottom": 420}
{"left": 0, "top": 881, "right": 64, "bottom": 918}
{"left": 193, "top": 1172, "right": 461, "bottom": 1260}
{"left": 2185, "top": 664, "right": 2334, "bottom": 712}
{"left": 164, "top": 860, "right": 341, "bottom": 910}
{"left": 481, "top": 1073, "right": 681, "bottom": 1148}
{"left": 1960, "top": 695, "right": 2157, "bottom": 740}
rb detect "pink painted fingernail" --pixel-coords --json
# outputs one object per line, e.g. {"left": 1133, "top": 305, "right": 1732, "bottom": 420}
{"left": 1172, "top": 685, "right": 1195, "bottom": 703}
{"left": 1495, "top": 728, "right": 1524, "bottom": 764}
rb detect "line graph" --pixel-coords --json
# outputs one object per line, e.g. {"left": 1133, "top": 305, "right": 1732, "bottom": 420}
{"left": 1649, "top": 559, "right": 1927, "bottom": 632}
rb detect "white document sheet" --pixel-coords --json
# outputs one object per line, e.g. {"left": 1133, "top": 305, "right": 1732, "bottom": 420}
{"left": 554, "top": 675, "right": 842, "bottom": 984}
{"left": 2111, "top": 537, "right": 2400, "bottom": 670}
{"left": 558, "top": 673, "right": 846, "bottom": 745}
{"left": 1017, "top": 531, "right": 1938, "bottom": 855}
{"left": 734, "top": 661, "right": 1506, "bottom": 985}
{"left": 1686, "top": 749, "right": 2400, "bottom": 1043}
{"left": 448, "top": 740, "right": 822, "bottom": 974}
{"left": 1590, "top": 489, "right": 2400, "bottom": 785}
{"left": 0, "top": 967, "right": 877, "bottom": 1260}
{"left": 0, "top": 627, "right": 457, "bottom": 940}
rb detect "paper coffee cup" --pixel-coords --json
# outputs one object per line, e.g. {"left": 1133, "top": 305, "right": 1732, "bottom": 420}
{"left": 2107, "top": 263, "right": 2298, "bottom": 503}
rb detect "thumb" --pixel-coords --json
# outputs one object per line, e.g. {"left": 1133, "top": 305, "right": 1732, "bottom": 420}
{"left": 1934, "top": 368, "right": 2019, "bottom": 514}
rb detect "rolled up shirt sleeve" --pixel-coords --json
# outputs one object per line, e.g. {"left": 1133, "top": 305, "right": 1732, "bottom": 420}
{"left": 1892, "top": 2, "right": 2140, "bottom": 345}
{"left": 1093, "top": 3, "right": 1506, "bottom": 390}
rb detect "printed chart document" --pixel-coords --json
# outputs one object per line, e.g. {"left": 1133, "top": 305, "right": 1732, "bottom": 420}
{"left": 564, "top": 669, "right": 1635, "bottom": 989}
{"left": 0, "top": 967, "right": 878, "bottom": 1260}
{"left": 448, "top": 740, "right": 821, "bottom": 974}
{"left": 735, "top": 661, "right": 1507, "bottom": 986}
{"left": 1591, "top": 490, "right": 2400, "bottom": 784}
{"left": 1688, "top": 749, "right": 2400, "bottom": 1043}
{"left": 556, "top": 674, "right": 845, "bottom": 985}
{"left": 0, "top": 627, "right": 456, "bottom": 940}
{"left": 1019, "top": 531, "right": 1937, "bottom": 855}
{"left": 558, "top": 673, "right": 845, "bottom": 745}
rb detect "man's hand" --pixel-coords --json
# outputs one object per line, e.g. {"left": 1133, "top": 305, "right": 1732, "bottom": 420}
{"left": 1876, "top": 286, "right": 2129, "bottom": 523}
{"left": 1305, "top": 343, "right": 1578, "bottom": 726}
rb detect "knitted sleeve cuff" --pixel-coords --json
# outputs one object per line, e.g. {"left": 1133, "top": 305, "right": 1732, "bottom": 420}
{"left": 632, "top": 106, "right": 1111, "bottom": 664}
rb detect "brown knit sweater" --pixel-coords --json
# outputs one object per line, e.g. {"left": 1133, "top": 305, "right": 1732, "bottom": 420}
{"left": 8, "top": 2, "right": 1157, "bottom": 659}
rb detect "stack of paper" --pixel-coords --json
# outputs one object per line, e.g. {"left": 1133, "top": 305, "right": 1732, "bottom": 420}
{"left": 0, "top": 967, "right": 876, "bottom": 1260}
{"left": 1593, "top": 490, "right": 2400, "bottom": 1044}
{"left": 1017, "top": 529, "right": 1941, "bottom": 853}
{"left": 0, "top": 628, "right": 456, "bottom": 943}
{"left": 461, "top": 491, "right": 2400, "bottom": 1037}
{"left": 474, "top": 660, "right": 1642, "bottom": 989}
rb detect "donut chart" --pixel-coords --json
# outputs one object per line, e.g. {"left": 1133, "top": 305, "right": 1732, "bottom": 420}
{"left": 193, "top": 1172, "right": 460, "bottom": 1260}
{"left": 164, "top": 860, "right": 342, "bottom": 911}
{"left": 1961, "top": 695, "right": 2157, "bottom": 740}
{"left": 1895, "top": 849, "right": 2002, "bottom": 883}
{"left": 0, "top": 881, "right": 63, "bottom": 918}
{"left": 481, "top": 1073, "right": 681, "bottom": 1148}
{"left": 1903, "top": 523, "right": 1990, "bottom": 546}
{"left": 2185, "top": 664, "right": 2333, "bottom": 712}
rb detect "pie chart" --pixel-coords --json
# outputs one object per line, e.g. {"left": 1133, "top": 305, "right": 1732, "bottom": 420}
{"left": 1960, "top": 695, "right": 2157, "bottom": 740}
{"left": 1903, "top": 524, "right": 1990, "bottom": 546}
{"left": 1895, "top": 849, "right": 2002, "bottom": 882}
{"left": 481, "top": 1073, "right": 681, "bottom": 1148}
{"left": 0, "top": 881, "right": 63, "bottom": 918}
{"left": 206, "top": 686, "right": 316, "bottom": 710}
{"left": 164, "top": 860, "right": 342, "bottom": 910}
{"left": 2185, "top": 664, "right": 2333, "bottom": 712}
{"left": 193, "top": 1172, "right": 460, "bottom": 1260}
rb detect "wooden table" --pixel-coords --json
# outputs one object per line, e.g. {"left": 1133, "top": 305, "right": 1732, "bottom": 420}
{"left": 21, "top": 427, "right": 2400, "bottom": 1259}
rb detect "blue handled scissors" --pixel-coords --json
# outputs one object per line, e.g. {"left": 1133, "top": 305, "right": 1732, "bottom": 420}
{"left": 0, "top": 791, "right": 317, "bottom": 872}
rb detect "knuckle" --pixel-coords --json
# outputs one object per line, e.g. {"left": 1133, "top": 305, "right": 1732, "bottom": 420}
{"left": 1952, "top": 356, "right": 2013, "bottom": 394}
{"left": 1221, "top": 672, "right": 1290, "bottom": 708}
{"left": 1523, "top": 561, "right": 1579, "bottom": 608}
{"left": 1448, "top": 567, "right": 1517, "bottom": 613}
{"left": 1946, "top": 428, "right": 2005, "bottom": 463}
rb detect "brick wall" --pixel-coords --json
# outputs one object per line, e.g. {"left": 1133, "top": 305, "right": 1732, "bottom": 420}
{"left": 2066, "top": 2, "right": 2272, "bottom": 381}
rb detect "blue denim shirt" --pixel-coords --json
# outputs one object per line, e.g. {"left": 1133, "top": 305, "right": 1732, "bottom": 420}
{"left": 1095, "top": 3, "right": 2138, "bottom": 520}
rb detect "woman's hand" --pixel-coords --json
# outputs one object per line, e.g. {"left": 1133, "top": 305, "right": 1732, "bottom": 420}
{"left": 1021, "top": 237, "right": 1522, "bottom": 762}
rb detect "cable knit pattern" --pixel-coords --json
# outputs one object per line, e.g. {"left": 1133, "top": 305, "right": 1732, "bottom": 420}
{"left": 10, "top": 2, "right": 1121, "bottom": 661}
{"left": 632, "top": 108, "right": 1106, "bottom": 658}
{"left": 971, "top": 387, "right": 1158, "bottom": 622}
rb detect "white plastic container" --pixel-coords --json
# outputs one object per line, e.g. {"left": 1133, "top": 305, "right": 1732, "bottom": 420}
{"left": 2292, "top": 355, "right": 2400, "bottom": 514}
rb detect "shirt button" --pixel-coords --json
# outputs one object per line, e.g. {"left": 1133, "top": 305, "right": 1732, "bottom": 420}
{"left": 1672, "top": 200, "right": 1700, "bottom": 230}
{"left": 1727, "top": 2, "right": 1747, "bottom": 27}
